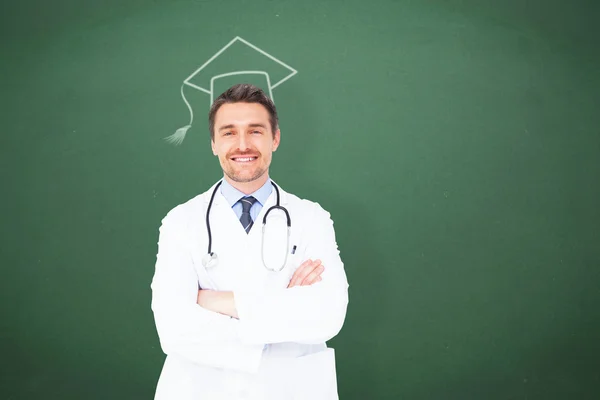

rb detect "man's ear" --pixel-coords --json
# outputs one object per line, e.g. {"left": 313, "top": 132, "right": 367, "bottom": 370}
{"left": 272, "top": 129, "right": 281, "bottom": 152}
{"left": 211, "top": 139, "right": 217, "bottom": 156}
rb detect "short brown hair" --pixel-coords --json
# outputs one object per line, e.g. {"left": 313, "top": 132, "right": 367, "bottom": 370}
{"left": 208, "top": 83, "right": 279, "bottom": 140}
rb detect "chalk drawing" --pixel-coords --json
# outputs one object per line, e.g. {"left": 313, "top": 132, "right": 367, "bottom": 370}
{"left": 165, "top": 36, "right": 298, "bottom": 146}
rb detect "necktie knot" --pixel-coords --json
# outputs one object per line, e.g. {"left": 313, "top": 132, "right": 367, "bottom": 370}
{"left": 240, "top": 196, "right": 257, "bottom": 213}
{"left": 239, "top": 196, "right": 257, "bottom": 233}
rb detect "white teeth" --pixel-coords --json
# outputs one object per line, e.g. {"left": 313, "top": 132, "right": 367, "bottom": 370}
{"left": 234, "top": 157, "right": 256, "bottom": 162}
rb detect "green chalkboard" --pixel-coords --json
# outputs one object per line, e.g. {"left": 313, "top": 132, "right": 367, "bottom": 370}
{"left": 1, "top": 0, "right": 599, "bottom": 399}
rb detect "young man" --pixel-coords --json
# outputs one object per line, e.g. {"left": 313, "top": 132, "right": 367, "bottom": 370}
{"left": 150, "top": 84, "right": 349, "bottom": 400}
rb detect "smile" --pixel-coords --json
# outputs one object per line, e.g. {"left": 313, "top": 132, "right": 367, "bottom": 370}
{"left": 231, "top": 157, "right": 257, "bottom": 162}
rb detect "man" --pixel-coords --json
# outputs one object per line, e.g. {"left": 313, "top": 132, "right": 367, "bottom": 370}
{"left": 150, "top": 84, "right": 349, "bottom": 400}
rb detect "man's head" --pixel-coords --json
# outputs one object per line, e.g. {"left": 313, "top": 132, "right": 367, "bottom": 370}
{"left": 209, "top": 84, "right": 281, "bottom": 187}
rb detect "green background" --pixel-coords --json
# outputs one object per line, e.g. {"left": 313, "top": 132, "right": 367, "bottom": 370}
{"left": 1, "top": 0, "right": 599, "bottom": 398}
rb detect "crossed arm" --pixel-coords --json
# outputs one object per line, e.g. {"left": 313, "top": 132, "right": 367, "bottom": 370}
{"left": 197, "top": 259, "right": 325, "bottom": 318}
{"left": 150, "top": 204, "right": 349, "bottom": 373}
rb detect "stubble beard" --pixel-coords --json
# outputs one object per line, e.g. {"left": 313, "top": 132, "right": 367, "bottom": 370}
{"left": 223, "top": 162, "right": 268, "bottom": 183}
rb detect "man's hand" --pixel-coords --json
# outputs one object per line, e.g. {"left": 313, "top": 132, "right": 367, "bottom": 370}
{"left": 287, "top": 259, "right": 324, "bottom": 288}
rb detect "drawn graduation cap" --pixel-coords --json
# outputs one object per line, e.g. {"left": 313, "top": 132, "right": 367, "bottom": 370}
{"left": 165, "top": 36, "right": 298, "bottom": 145}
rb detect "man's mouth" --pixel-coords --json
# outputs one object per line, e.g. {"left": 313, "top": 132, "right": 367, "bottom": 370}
{"left": 231, "top": 156, "right": 258, "bottom": 163}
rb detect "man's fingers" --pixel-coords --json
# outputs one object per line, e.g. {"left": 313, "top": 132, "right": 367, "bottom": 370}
{"left": 301, "top": 264, "right": 325, "bottom": 286}
{"left": 289, "top": 259, "right": 319, "bottom": 287}
{"left": 297, "top": 259, "right": 321, "bottom": 285}
{"left": 288, "top": 259, "right": 321, "bottom": 288}
{"left": 288, "top": 260, "right": 310, "bottom": 287}
{"left": 287, "top": 260, "right": 310, "bottom": 288}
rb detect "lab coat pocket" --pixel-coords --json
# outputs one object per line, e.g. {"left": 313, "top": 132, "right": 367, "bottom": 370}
{"left": 291, "top": 348, "right": 338, "bottom": 400}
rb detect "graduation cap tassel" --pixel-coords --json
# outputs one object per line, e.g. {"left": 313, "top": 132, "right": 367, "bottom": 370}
{"left": 164, "top": 84, "right": 194, "bottom": 146}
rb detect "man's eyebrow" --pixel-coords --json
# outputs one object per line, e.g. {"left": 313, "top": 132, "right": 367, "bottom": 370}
{"left": 218, "top": 124, "right": 235, "bottom": 131}
{"left": 218, "top": 123, "right": 267, "bottom": 131}
{"left": 248, "top": 123, "right": 267, "bottom": 129}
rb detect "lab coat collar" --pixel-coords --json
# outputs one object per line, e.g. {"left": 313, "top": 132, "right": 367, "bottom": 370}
{"left": 220, "top": 178, "right": 273, "bottom": 208}
{"left": 204, "top": 178, "right": 289, "bottom": 207}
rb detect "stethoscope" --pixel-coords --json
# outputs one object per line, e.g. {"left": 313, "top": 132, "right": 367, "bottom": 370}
{"left": 201, "top": 179, "right": 292, "bottom": 272}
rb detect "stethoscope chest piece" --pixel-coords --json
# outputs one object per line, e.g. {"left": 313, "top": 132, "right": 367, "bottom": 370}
{"left": 202, "top": 252, "right": 218, "bottom": 269}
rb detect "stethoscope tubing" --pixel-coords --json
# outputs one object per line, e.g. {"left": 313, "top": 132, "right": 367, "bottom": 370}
{"left": 204, "top": 179, "right": 292, "bottom": 272}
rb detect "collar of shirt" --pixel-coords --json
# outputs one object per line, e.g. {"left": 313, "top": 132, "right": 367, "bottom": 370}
{"left": 219, "top": 177, "right": 273, "bottom": 208}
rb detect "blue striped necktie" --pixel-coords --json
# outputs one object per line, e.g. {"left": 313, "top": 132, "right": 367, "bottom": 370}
{"left": 239, "top": 196, "right": 257, "bottom": 234}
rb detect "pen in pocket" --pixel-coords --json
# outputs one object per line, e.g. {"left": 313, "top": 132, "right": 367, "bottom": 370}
{"left": 291, "top": 245, "right": 297, "bottom": 254}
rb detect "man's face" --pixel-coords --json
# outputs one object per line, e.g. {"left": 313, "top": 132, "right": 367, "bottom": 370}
{"left": 211, "top": 102, "right": 280, "bottom": 184}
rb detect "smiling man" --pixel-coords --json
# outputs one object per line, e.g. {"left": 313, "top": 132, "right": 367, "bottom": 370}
{"left": 150, "top": 84, "right": 349, "bottom": 400}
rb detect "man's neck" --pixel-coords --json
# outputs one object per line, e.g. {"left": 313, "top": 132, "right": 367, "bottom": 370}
{"left": 224, "top": 173, "right": 269, "bottom": 195}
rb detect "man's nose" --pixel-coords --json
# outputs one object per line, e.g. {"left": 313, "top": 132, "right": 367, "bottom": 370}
{"left": 237, "top": 132, "right": 249, "bottom": 150}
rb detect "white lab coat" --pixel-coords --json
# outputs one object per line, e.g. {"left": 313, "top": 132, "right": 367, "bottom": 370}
{"left": 150, "top": 180, "right": 349, "bottom": 400}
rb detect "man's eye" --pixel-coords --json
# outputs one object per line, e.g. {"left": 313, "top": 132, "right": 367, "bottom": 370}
{"left": 223, "top": 132, "right": 232, "bottom": 136}
{"left": 252, "top": 130, "right": 261, "bottom": 134}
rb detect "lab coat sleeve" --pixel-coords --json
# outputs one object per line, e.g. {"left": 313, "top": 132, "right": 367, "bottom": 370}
{"left": 234, "top": 202, "right": 349, "bottom": 345}
{"left": 150, "top": 207, "right": 265, "bottom": 373}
